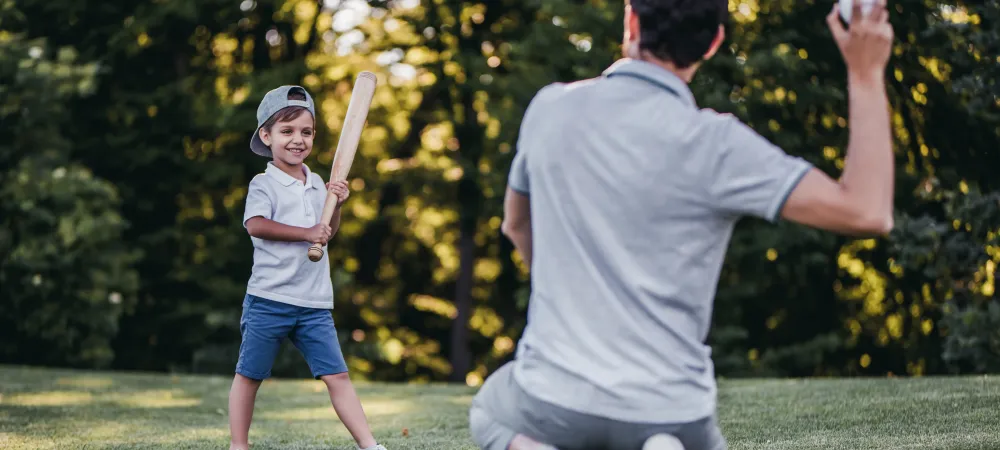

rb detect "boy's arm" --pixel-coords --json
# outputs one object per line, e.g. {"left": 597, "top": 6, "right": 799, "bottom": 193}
{"left": 245, "top": 217, "right": 311, "bottom": 242}
{"left": 324, "top": 180, "right": 350, "bottom": 237}
{"left": 329, "top": 207, "right": 342, "bottom": 236}
{"left": 244, "top": 177, "right": 330, "bottom": 244}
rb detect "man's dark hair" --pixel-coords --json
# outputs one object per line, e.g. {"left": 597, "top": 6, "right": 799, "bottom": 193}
{"left": 263, "top": 90, "right": 312, "bottom": 131}
{"left": 631, "top": 0, "right": 729, "bottom": 68}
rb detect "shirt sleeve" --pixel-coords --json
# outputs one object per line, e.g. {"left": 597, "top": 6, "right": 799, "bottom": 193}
{"left": 243, "top": 177, "right": 273, "bottom": 226}
{"left": 508, "top": 146, "right": 530, "bottom": 195}
{"left": 507, "top": 83, "right": 564, "bottom": 196}
{"left": 706, "top": 115, "right": 813, "bottom": 222}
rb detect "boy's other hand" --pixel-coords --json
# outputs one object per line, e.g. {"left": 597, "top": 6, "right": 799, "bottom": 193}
{"left": 304, "top": 223, "right": 333, "bottom": 245}
{"left": 827, "top": 0, "right": 893, "bottom": 83}
{"left": 326, "top": 180, "right": 350, "bottom": 207}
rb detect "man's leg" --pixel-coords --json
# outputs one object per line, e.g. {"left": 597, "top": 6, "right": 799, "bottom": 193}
{"left": 469, "top": 363, "right": 552, "bottom": 450}
{"left": 468, "top": 405, "right": 516, "bottom": 450}
{"left": 469, "top": 362, "right": 604, "bottom": 450}
{"left": 469, "top": 402, "right": 557, "bottom": 450}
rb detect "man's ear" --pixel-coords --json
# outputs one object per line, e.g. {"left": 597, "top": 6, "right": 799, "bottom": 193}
{"left": 622, "top": 4, "right": 642, "bottom": 58}
{"left": 259, "top": 127, "right": 271, "bottom": 146}
{"left": 626, "top": 6, "right": 641, "bottom": 42}
{"left": 704, "top": 25, "right": 726, "bottom": 60}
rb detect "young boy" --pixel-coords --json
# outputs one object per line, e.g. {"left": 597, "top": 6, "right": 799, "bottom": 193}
{"left": 230, "top": 85, "right": 386, "bottom": 450}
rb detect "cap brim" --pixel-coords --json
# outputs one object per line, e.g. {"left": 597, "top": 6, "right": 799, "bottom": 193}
{"left": 250, "top": 127, "right": 272, "bottom": 158}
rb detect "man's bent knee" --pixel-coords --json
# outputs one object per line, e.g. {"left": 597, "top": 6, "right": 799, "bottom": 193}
{"left": 469, "top": 405, "right": 516, "bottom": 450}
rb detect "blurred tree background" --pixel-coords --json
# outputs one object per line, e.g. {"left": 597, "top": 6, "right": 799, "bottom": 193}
{"left": 1, "top": 0, "right": 997, "bottom": 384}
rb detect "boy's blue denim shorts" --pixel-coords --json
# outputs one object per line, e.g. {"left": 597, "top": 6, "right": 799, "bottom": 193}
{"left": 236, "top": 294, "right": 348, "bottom": 380}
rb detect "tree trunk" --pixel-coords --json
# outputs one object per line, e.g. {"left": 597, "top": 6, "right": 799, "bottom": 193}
{"left": 449, "top": 230, "right": 475, "bottom": 382}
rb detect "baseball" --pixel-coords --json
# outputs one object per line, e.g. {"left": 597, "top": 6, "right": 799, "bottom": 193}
{"left": 839, "top": 0, "right": 877, "bottom": 23}
{"left": 643, "top": 434, "right": 685, "bottom": 450}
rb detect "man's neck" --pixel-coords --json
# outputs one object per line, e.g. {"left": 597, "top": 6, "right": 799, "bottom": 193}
{"left": 271, "top": 160, "right": 307, "bottom": 183}
{"left": 635, "top": 52, "right": 697, "bottom": 83}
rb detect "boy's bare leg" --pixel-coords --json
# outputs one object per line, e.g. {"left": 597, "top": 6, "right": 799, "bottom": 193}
{"left": 229, "top": 374, "right": 263, "bottom": 450}
{"left": 321, "top": 373, "right": 378, "bottom": 448}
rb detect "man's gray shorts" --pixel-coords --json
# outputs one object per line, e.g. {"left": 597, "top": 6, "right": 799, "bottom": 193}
{"left": 469, "top": 363, "right": 727, "bottom": 450}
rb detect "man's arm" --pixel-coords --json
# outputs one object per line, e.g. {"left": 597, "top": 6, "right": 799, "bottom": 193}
{"left": 780, "top": 75, "right": 894, "bottom": 234}
{"left": 501, "top": 82, "right": 557, "bottom": 270}
{"left": 780, "top": 4, "right": 896, "bottom": 235}
{"left": 501, "top": 188, "right": 532, "bottom": 269}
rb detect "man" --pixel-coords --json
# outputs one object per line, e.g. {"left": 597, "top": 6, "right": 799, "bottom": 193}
{"left": 469, "top": 0, "right": 895, "bottom": 449}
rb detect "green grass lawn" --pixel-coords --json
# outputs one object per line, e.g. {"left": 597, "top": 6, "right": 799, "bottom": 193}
{"left": 1, "top": 365, "right": 998, "bottom": 449}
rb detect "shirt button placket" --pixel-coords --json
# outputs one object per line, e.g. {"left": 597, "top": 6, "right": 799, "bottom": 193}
{"left": 302, "top": 184, "right": 314, "bottom": 221}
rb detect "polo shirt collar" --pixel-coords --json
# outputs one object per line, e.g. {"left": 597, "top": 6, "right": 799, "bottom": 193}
{"left": 265, "top": 162, "right": 317, "bottom": 188}
{"left": 602, "top": 58, "right": 697, "bottom": 107}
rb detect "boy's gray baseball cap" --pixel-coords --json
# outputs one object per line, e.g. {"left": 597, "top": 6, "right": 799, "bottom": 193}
{"left": 250, "top": 85, "right": 316, "bottom": 158}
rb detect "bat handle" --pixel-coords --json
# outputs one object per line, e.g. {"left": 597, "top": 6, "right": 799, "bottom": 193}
{"left": 306, "top": 192, "right": 341, "bottom": 262}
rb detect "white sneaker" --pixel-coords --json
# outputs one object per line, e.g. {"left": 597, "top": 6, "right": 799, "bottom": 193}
{"left": 357, "top": 445, "right": 387, "bottom": 450}
{"left": 643, "top": 434, "right": 684, "bottom": 450}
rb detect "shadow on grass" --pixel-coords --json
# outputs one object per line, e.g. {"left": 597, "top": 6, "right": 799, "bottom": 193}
{"left": 0, "top": 366, "right": 475, "bottom": 449}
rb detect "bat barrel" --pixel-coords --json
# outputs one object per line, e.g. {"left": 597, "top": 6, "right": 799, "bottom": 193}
{"left": 307, "top": 71, "right": 377, "bottom": 262}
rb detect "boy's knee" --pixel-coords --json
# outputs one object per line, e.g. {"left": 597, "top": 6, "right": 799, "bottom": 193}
{"left": 234, "top": 373, "right": 264, "bottom": 386}
{"left": 319, "top": 371, "right": 351, "bottom": 388}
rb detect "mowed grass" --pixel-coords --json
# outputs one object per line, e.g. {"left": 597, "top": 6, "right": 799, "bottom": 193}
{"left": 1, "top": 366, "right": 998, "bottom": 449}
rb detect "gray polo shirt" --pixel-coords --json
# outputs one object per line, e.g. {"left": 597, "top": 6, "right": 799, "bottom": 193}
{"left": 243, "top": 162, "right": 334, "bottom": 309}
{"left": 508, "top": 59, "right": 812, "bottom": 423}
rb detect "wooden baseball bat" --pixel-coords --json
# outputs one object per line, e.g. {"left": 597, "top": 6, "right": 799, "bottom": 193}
{"left": 308, "top": 71, "right": 377, "bottom": 262}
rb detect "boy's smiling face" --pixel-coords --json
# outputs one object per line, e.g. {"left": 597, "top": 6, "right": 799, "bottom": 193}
{"left": 260, "top": 111, "right": 315, "bottom": 168}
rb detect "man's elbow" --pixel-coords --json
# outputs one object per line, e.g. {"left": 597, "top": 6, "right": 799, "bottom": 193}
{"left": 852, "top": 210, "right": 894, "bottom": 236}
{"left": 500, "top": 220, "right": 515, "bottom": 239}
{"left": 501, "top": 218, "right": 527, "bottom": 240}
{"left": 871, "top": 214, "right": 895, "bottom": 235}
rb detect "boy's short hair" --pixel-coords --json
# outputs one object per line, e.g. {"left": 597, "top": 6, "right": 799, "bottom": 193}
{"left": 630, "top": 0, "right": 729, "bottom": 68}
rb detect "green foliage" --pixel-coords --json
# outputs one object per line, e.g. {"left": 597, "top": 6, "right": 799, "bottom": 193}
{"left": 941, "top": 299, "right": 1000, "bottom": 373}
{"left": 0, "top": 29, "right": 138, "bottom": 368}
{"left": 889, "top": 189, "right": 1000, "bottom": 374}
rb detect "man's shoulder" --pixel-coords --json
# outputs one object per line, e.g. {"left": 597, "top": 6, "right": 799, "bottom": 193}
{"left": 533, "top": 78, "right": 602, "bottom": 101}
{"left": 695, "top": 107, "right": 741, "bottom": 125}
{"left": 690, "top": 108, "right": 764, "bottom": 143}
{"left": 529, "top": 82, "right": 570, "bottom": 107}
{"left": 523, "top": 79, "right": 597, "bottom": 119}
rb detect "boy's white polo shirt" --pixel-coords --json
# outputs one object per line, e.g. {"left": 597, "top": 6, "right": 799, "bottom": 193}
{"left": 243, "top": 162, "right": 334, "bottom": 309}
